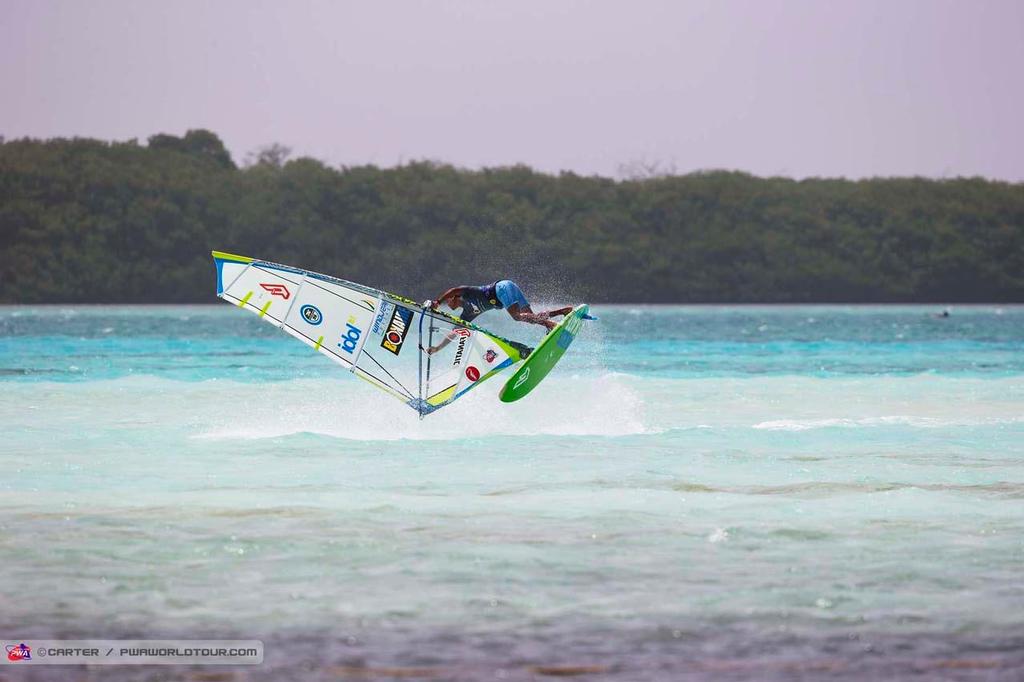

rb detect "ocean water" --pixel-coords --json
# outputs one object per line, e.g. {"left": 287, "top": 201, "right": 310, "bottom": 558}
{"left": 1, "top": 304, "right": 1023, "bottom": 681}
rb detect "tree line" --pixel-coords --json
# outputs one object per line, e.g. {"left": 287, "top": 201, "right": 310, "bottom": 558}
{"left": 1, "top": 130, "right": 1022, "bottom": 303}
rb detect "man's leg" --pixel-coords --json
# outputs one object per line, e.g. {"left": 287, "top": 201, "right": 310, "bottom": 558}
{"left": 507, "top": 304, "right": 557, "bottom": 331}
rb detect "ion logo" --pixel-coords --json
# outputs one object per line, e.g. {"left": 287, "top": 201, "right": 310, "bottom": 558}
{"left": 484, "top": 349, "right": 497, "bottom": 363}
{"left": 452, "top": 328, "right": 471, "bottom": 338}
{"left": 465, "top": 366, "right": 480, "bottom": 382}
{"left": 512, "top": 367, "right": 530, "bottom": 389}
{"left": 300, "top": 304, "right": 323, "bottom": 325}
{"left": 260, "top": 283, "right": 291, "bottom": 299}
{"left": 6, "top": 643, "right": 31, "bottom": 661}
{"left": 380, "top": 307, "right": 413, "bottom": 356}
{"left": 337, "top": 315, "right": 363, "bottom": 354}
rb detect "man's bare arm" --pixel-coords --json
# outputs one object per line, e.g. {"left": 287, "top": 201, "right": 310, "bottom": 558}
{"left": 431, "top": 287, "right": 465, "bottom": 309}
{"left": 422, "top": 329, "right": 461, "bottom": 354}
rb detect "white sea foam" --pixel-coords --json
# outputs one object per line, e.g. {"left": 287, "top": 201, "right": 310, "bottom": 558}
{"left": 5, "top": 373, "right": 1023, "bottom": 443}
{"left": 752, "top": 415, "right": 1024, "bottom": 431}
{"left": 194, "top": 372, "right": 651, "bottom": 441}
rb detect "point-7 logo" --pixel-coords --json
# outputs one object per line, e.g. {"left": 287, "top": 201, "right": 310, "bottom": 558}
{"left": 6, "top": 643, "right": 31, "bottom": 661}
{"left": 259, "top": 283, "right": 290, "bottom": 299}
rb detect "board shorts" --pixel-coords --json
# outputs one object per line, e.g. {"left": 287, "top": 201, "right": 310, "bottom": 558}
{"left": 494, "top": 280, "right": 529, "bottom": 310}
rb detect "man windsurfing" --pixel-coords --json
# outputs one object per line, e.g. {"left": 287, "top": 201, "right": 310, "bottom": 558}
{"left": 422, "top": 280, "right": 571, "bottom": 354}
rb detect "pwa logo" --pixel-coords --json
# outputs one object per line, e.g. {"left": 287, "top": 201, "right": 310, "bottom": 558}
{"left": 337, "top": 315, "right": 363, "bottom": 355}
{"left": 260, "top": 283, "right": 291, "bottom": 299}
{"left": 6, "top": 643, "right": 31, "bottom": 661}
{"left": 465, "top": 366, "right": 480, "bottom": 382}
{"left": 381, "top": 307, "right": 413, "bottom": 356}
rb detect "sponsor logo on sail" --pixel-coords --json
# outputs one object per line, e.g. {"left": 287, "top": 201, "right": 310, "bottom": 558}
{"left": 260, "top": 283, "right": 290, "bottom": 299}
{"left": 450, "top": 328, "right": 472, "bottom": 367}
{"left": 465, "top": 366, "right": 480, "bottom": 382}
{"left": 300, "top": 304, "right": 323, "bottom": 326}
{"left": 337, "top": 315, "right": 362, "bottom": 355}
{"left": 484, "top": 349, "right": 497, "bottom": 364}
{"left": 381, "top": 307, "right": 413, "bottom": 356}
{"left": 372, "top": 301, "right": 395, "bottom": 335}
{"left": 452, "top": 335, "right": 468, "bottom": 366}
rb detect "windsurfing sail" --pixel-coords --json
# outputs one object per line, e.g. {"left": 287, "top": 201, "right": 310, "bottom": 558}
{"left": 212, "top": 251, "right": 532, "bottom": 416}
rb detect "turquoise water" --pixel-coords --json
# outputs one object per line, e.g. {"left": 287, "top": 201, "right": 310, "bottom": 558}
{"left": 1, "top": 305, "right": 1023, "bottom": 680}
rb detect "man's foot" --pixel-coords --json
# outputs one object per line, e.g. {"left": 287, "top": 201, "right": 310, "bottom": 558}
{"left": 543, "top": 320, "right": 558, "bottom": 331}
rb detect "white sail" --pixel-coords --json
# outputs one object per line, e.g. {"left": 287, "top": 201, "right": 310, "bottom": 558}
{"left": 212, "top": 251, "right": 530, "bottom": 416}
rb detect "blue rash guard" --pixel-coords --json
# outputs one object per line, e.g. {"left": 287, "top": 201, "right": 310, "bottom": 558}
{"left": 457, "top": 283, "right": 500, "bottom": 322}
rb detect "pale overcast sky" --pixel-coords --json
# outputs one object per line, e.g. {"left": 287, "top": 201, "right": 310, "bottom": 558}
{"left": 2, "top": 0, "right": 1022, "bottom": 180}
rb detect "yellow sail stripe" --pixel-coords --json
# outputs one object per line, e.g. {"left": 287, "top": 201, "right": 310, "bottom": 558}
{"left": 427, "top": 384, "right": 458, "bottom": 406}
{"left": 238, "top": 291, "right": 253, "bottom": 307}
{"left": 212, "top": 250, "right": 255, "bottom": 263}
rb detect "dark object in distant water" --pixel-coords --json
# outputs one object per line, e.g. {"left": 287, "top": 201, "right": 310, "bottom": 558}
{"left": 934, "top": 309, "right": 951, "bottom": 318}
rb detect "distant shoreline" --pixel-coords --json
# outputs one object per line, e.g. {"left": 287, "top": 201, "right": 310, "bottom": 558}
{"left": 3, "top": 131, "right": 1023, "bottom": 304}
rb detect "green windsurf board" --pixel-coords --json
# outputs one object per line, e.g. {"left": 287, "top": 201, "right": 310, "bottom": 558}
{"left": 499, "top": 304, "right": 590, "bottom": 403}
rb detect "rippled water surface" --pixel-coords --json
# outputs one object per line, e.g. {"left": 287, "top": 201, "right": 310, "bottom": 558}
{"left": 1, "top": 304, "right": 1022, "bottom": 680}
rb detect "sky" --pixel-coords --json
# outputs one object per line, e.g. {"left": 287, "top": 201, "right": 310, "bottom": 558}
{"left": 2, "top": 0, "right": 1022, "bottom": 180}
